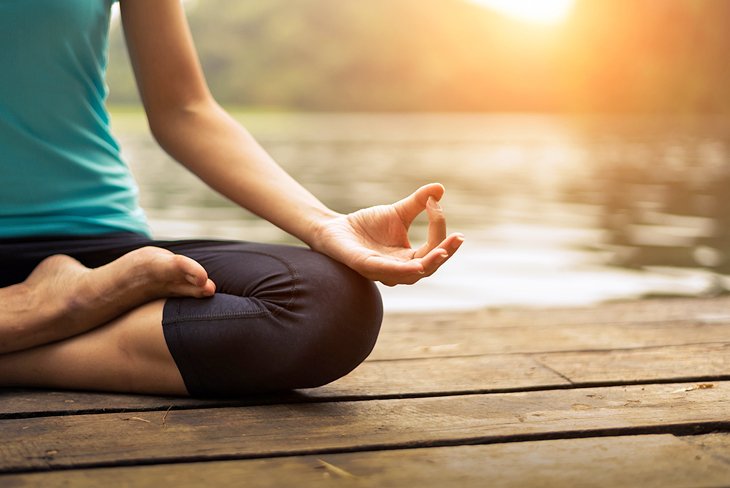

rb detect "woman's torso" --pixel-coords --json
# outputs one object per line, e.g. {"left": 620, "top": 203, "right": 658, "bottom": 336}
{"left": 0, "top": 0, "right": 150, "bottom": 238}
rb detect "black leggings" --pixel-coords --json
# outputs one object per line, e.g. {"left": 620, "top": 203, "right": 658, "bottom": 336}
{"left": 0, "top": 233, "right": 383, "bottom": 397}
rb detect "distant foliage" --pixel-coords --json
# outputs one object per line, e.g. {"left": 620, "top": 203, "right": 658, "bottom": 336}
{"left": 106, "top": 0, "right": 730, "bottom": 112}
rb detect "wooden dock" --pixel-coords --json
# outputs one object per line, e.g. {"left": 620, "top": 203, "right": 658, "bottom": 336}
{"left": 1, "top": 296, "right": 730, "bottom": 487}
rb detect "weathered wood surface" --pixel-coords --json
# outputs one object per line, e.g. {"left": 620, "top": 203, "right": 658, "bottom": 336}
{"left": 1, "top": 382, "right": 728, "bottom": 473}
{"left": 1, "top": 297, "right": 729, "bottom": 486}
{"left": 384, "top": 296, "right": 730, "bottom": 330}
{"left": 0, "top": 354, "right": 567, "bottom": 417}
{"left": 369, "top": 320, "right": 730, "bottom": 359}
{"left": 4, "top": 343, "right": 729, "bottom": 416}
{"left": 2, "top": 434, "right": 729, "bottom": 488}
{"left": 537, "top": 343, "right": 730, "bottom": 383}
{"left": 0, "top": 390, "right": 234, "bottom": 418}
{"left": 684, "top": 432, "right": 730, "bottom": 466}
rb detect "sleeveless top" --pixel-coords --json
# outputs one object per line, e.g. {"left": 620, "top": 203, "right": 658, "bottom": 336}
{"left": 0, "top": 0, "right": 150, "bottom": 238}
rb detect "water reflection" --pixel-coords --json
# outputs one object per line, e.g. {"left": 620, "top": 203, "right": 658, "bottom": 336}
{"left": 111, "top": 111, "right": 730, "bottom": 310}
{"left": 568, "top": 116, "right": 730, "bottom": 274}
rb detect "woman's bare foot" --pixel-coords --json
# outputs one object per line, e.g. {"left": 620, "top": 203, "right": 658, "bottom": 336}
{"left": 0, "top": 247, "right": 215, "bottom": 354}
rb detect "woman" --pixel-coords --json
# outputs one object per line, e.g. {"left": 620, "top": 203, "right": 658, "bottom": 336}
{"left": 0, "top": 0, "right": 463, "bottom": 397}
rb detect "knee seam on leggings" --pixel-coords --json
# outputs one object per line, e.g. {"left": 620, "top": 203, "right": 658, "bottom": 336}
{"left": 162, "top": 249, "right": 301, "bottom": 325}
{"left": 163, "top": 308, "right": 272, "bottom": 325}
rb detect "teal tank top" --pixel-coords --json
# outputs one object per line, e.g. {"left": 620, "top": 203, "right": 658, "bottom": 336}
{"left": 0, "top": 0, "right": 150, "bottom": 238}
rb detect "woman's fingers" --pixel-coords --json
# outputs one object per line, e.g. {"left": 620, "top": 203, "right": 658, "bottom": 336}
{"left": 417, "top": 233, "right": 464, "bottom": 277}
{"left": 357, "top": 255, "right": 426, "bottom": 286}
{"left": 414, "top": 196, "right": 447, "bottom": 258}
{"left": 393, "top": 183, "right": 445, "bottom": 227}
{"left": 355, "top": 232, "right": 464, "bottom": 286}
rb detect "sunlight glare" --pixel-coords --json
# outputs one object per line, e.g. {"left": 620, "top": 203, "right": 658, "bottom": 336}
{"left": 470, "top": 0, "right": 575, "bottom": 25}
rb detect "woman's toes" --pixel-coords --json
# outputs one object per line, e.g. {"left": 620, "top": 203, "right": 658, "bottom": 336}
{"left": 137, "top": 249, "right": 214, "bottom": 297}
{"left": 185, "top": 273, "right": 202, "bottom": 286}
{"left": 185, "top": 279, "right": 216, "bottom": 298}
{"left": 201, "top": 278, "right": 216, "bottom": 296}
{"left": 176, "top": 278, "right": 216, "bottom": 298}
{"left": 172, "top": 254, "right": 209, "bottom": 286}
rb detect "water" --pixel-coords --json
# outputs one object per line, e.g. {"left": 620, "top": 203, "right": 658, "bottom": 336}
{"left": 111, "top": 111, "right": 730, "bottom": 311}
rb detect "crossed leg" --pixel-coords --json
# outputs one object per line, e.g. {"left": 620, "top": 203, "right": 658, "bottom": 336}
{"left": 0, "top": 246, "right": 215, "bottom": 354}
{"left": 0, "top": 246, "right": 217, "bottom": 394}
{"left": 0, "top": 299, "right": 189, "bottom": 395}
{"left": 0, "top": 240, "right": 383, "bottom": 398}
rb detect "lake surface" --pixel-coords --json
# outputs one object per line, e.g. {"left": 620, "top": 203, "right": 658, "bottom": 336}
{"left": 111, "top": 111, "right": 730, "bottom": 311}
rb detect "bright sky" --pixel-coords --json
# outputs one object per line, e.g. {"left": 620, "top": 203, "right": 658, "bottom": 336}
{"left": 469, "top": 0, "right": 575, "bottom": 25}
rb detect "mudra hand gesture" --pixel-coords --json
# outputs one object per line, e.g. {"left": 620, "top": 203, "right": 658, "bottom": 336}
{"left": 314, "top": 183, "right": 464, "bottom": 286}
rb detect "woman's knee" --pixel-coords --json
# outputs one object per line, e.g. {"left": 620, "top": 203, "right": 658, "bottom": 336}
{"left": 162, "top": 245, "right": 383, "bottom": 397}
{"left": 276, "top": 250, "right": 383, "bottom": 389}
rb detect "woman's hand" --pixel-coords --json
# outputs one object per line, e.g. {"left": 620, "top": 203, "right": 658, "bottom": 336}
{"left": 312, "top": 183, "right": 464, "bottom": 286}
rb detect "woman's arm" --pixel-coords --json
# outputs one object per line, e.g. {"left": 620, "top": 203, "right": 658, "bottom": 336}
{"left": 120, "top": 0, "right": 333, "bottom": 242}
{"left": 120, "top": 0, "right": 462, "bottom": 285}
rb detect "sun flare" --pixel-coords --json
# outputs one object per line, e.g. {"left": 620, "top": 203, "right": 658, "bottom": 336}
{"left": 470, "top": 0, "right": 575, "bottom": 25}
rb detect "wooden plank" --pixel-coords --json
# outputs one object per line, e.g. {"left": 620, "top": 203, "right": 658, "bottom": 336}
{"left": 306, "top": 354, "right": 565, "bottom": 398}
{"left": 370, "top": 321, "right": 730, "bottom": 359}
{"left": 3, "top": 342, "right": 729, "bottom": 417}
{"left": 0, "top": 390, "right": 234, "bottom": 418}
{"left": 537, "top": 343, "right": 730, "bottom": 384}
{"left": 1, "top": 381, "right": 728, "bottom": 473}
{"left": 2, "top": 434, "right": 729, "bottom": 487}
{"left": 682, "top": 432, "right": 730, "bottom": 466}
{"left": 383, "top": 296, "right": 730, "bottom": 331}
{"left": 0, "top": 355, "right": 566, "bottom": 417}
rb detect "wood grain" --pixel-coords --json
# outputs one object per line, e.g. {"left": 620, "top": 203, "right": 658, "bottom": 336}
{"left": 0, "top": 355, "right": 566, "bottom": 417}
{"left": 307, "top": 354, "right": 565, "bottom": 397}
{"left": 537, "top": 343, "right": 730, "bottom": 384}
{"left": 1, "top": 382, "right": 728, "bottom": 473}
{"left": 383, "top": 296, "right": 730, "bottom": 331}
{"left": 681, "top": 432, "right": 730, "bottom": 466}
{"left": 4, "top": 341, "right": 729, "bottom": 417}
{"left": 370, "top": 321, "right": 730, "bottom": 359}
{"left": 1, "top": 434, "right": 729, "bottom": 487}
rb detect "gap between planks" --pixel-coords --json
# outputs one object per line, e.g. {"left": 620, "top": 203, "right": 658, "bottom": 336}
{"left": 1, "top": 381, "right": 729, "bottom": 473}
{"left": 2, "top": 342, "right": 728, "bottom": 418}
{"left": 4, "top": 375, "right": 730, "bottom": 421}
{"left": 1, "top": 434, "right": 730, "bottom": 488}
{"left": 2, "top": 423, "right": 730, "bottom": 477}
{"left": 16, "top": 434, "right": 730, "bottom": 487}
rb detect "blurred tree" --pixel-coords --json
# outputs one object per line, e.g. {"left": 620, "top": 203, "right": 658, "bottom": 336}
{"left": 558, "top": 0, "right": 730, "bottom": 112}
{"left": 106, "top": 0, "right": 730, "bottom": 112}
